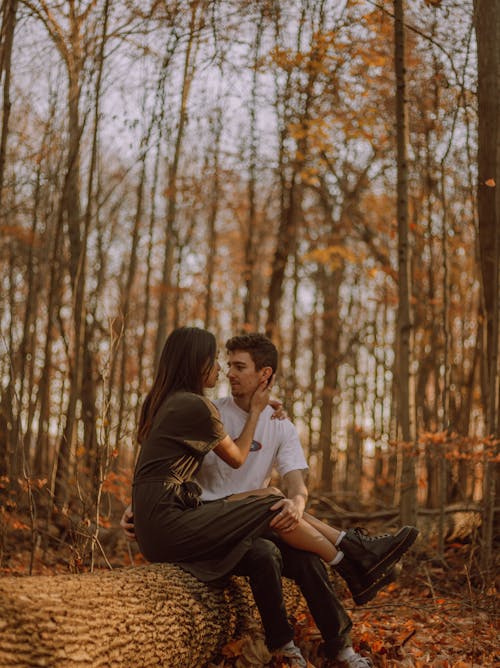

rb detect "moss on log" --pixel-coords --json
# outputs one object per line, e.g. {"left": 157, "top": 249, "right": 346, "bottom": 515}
{"left": 0, "top": 563, "right": 306, "bottom": 667}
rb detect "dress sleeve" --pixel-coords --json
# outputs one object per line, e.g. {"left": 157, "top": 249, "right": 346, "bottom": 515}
{"left": 173, "top": 394, "right": 227, "bottom": 455}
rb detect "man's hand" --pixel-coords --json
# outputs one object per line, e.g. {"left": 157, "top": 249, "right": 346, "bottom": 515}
{"left": 269, "top": 497, "right": 304, "bottom": 532}
{"left": 249, "top": 375, "right": 275, "bottom": 414}
{"left": 120, "top": 504, "right": 136, "bottom": 541}
{"left": 270, "top": 470, "right": 308, "bottom": 532}
{"left": 268, "top": 398, "right": 288, "bottom": 420}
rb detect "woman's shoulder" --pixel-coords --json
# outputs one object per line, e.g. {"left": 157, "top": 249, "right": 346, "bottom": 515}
{"left": 152, "top": 392, "right": 214, "bottom": 431}
{"left": 167, "top": 391, "right": 218, "bottom": 416}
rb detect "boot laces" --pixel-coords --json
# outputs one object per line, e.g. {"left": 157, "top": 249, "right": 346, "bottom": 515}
{"left": 353, "top": 527, "right": 391, "bottom": 542}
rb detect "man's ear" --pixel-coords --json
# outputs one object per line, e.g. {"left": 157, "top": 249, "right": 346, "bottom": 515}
{"left": 262, "top": 367, "right": 273, "bottom": 384}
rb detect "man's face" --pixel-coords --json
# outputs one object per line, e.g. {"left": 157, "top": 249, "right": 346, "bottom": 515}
{"left": 226, "top": 350, "right": 271, "bottom": 398}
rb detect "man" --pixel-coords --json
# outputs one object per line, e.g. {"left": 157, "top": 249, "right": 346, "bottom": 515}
{"left": 122, "top": 333, "right": 417, "bottom": 668}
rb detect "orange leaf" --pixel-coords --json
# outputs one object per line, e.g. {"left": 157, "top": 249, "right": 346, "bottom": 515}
{"left": 371, "top": 639, "right": 386, "bottom": 653}
{"left": 221, "top": 638, "right": 245, "bottom": 657}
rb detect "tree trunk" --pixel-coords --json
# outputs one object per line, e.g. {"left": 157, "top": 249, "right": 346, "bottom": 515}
{"left": 319, "top": 266, "right": 342, "bottom": 491}
{"left": 0, "top": 0, "right": 18, "bottom": 208}
{"left": 33, "top": 188, "right": 65, "bottom": 476}
{"left": 204, "top": 108, "right": 222, "bottom": 329}
{"left": 52, "top": 8, "right": 85, "bottom": 510}
{"left": 394, "top": 0, "right": 417, "bottom": 525}
{"left": 242, "top": 11, "right": 264, "bottom": 330}
{"left": 154, "top": 2, "right": 200, "bottom": 367}
{"left": 0, "top": 564, "right": 307, "bottom": 668}
{"left": 475, "top": 0, "right": 499, "bottom": 435}
{"left": 474, "top": 0, "right": 500, "bottom": 576}
{"left": 115, "top": 95, "right": 156, "bottom": 456}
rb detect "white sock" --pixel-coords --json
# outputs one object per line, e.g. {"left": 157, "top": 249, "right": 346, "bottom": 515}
{"left": 337, "top": 646, "right": 357, "bottom": 661}
{"left": 328, "top": 550, "right": 344, "bottom": 566}
{"left": 335, "top": 530, "right": 346, "bottom": 546}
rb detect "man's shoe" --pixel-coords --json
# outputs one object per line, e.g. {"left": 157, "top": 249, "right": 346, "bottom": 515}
{"left": 334, "top": 557, "right": 397, "bottom": 605}
{"left": 274, "top": 641, "right": 308, "bottom": 667}
{"left": 339, "top": 526, "right": 418, "bottom": 583}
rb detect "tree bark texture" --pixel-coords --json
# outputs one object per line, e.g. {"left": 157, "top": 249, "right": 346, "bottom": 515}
{"left": 394, "top": 0, "right": 417, "bottom": 525}
{"left": 154, "top": 2, "right": 200, "bottom": 367}
{"left": 0, "top": 0, "right": 18, "bottom": 208}
{"left": 474, "top": 0, "right": 500, "bottom": 575}
{"left": 0, "top": 563, "right": 306, "bottom": 668}
{"left": 475, "top": 0, "right": 499, "bottom": 434}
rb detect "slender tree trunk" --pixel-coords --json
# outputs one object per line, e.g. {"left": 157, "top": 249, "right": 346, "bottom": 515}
{"left": 33, "top": 190, "right": 65, "bottom": 476}
{"left": 346, "top": 358, "right": 362, "bottom": 497}
{"left": 394, "top": 0, "right": 417, "bottom": 525}
{"left": 0, "top": 0, "right": 18, "bottom": 208}
{"left": 319, "top": 265, "right": 342, "bottom": 491}
{"left": 131, "top": 38, "right": 177, "bottom": 443}
{"left": 204, "top": 108, "right": 222, "bottom": 329}
{"left": 284, "top": 248, "right": 300, "bottom": 422}
{"left": 16, "top": 111, "right": 51, "bottom": 470}
{"left": 53, "top": 8, "right": 85, "bottom": 508}
{"left": 82, "top": 1, "right": 110, "bottom": 512}
{"left": 307, "top": 286, "right": 320, "bottom": 456}
{"left": 0, "top": 0, "right": 18, "bottom": 481}
{"left": 6, "top": 248, "right": 17, "bottom": 478}
{"left": 266, "top": 0, "right": 310, "bottom": 340}
{"left": 243, "top": 12, "right": 264, "bottom": 329}
{"left": 474, "top": 0, "right": 500, "bottom": 575}
{"left": 116, "top": 103, "right": 156, "bottom": 457}
{"left": 135, "top": 133, "right": 163, "bottom": 436}
{"left": 155, "top": 1, "right": 200, "bottom": 366}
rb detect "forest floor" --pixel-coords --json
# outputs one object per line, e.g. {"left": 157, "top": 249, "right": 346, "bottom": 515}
{"left": 204, "top": 547, "right": 499, "bottom": 667}
{"left": 0, "top": 501, "right": 498, "bottom": 668}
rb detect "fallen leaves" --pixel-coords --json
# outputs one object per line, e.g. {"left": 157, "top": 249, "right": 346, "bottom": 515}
{"left": 204, "top": 580, "right": 498, "bottom": 667}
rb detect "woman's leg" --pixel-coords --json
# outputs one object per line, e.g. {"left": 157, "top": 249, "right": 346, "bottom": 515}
{"left": 227, "top": 487, "right": 284, "bottom": 502}
{"left": 227, "top": 489, "right": 338, "bottom": 562}
{"left": 273, "top": 518, "right": 338, "bottom": 562}
{"left": 303, "top": 511, "right": 342, "bottom": 544}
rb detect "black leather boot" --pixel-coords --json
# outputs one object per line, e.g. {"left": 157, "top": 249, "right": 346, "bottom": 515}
{"left": 339, "top": 526, "right": 418, "bottom": 582}
{"left": 334, "top": 558, "right": 396, "bottom": 605}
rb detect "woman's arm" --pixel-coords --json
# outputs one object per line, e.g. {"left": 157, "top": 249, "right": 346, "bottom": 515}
{"left": 213, "top": 379, "right": 272, "bottom": 468}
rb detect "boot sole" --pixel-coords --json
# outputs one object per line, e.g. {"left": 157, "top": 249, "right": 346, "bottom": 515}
{"left": 364, "top": 526, "right": 419, "bottom": 581}
{"left": 352, "top": 568, "right": 396, "bottom": 605}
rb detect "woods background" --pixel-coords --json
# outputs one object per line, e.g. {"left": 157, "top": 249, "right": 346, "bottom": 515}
{"left": 0, "top": 0, "right": 498, "bottom": 588}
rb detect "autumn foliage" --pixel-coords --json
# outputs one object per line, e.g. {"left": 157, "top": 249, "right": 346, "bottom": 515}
{"left": 0, "top": 0, "right": 499, "bottom": 665}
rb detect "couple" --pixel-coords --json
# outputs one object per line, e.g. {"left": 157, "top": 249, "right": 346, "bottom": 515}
{"left": 123, "top": 328, "right": 418, "bottom": 668}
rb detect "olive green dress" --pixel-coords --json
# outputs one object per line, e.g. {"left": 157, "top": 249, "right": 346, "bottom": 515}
{"left": 132, "top": 391, "right": 282, "bottom": 582}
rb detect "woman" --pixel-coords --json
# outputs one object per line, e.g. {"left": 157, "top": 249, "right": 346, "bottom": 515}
{"left": 133, "top": 326, "right": 352, "bottom": 583}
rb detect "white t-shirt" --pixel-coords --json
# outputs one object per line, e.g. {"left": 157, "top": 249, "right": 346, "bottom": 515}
{"left": 196, "top": 396, "right": 308, "bottom": 501}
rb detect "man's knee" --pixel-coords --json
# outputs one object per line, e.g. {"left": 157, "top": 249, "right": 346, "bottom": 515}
{"left": 248, "top": 538, "right": 284, "bottom": 569}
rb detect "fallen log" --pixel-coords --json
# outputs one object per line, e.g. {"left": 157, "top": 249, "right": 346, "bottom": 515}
{"left": 0, "top": 563, "right": 306, "bottom": 668}
{"left": 311, "top": 497, "right": 488, "bottom": 541}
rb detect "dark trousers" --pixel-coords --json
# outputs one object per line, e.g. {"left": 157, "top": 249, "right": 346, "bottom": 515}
{"left": 232, "top": 536, "right": 352, "bottom": 658}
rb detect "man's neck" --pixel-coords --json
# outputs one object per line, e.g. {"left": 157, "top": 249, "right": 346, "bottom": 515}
{"left": 232, "top": 395, "right": 252, "bottom": 413}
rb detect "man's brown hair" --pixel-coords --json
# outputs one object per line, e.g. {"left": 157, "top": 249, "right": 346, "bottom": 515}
{"left": 225, "top": 333, "right": 278, "bottom": 373}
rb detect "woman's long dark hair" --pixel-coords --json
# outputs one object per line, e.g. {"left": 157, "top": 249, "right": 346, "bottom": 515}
{"left": 138, "top": 327, "right": 216, "bottom": 444}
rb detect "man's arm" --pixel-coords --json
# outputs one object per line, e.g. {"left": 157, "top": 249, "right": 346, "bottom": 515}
{"left": 269, "top": 469, "right": 308, "bottom": 532}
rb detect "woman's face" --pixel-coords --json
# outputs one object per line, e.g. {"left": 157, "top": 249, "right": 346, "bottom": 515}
{"left": 203, "top": 356, "right": 221, "bottom": 388}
